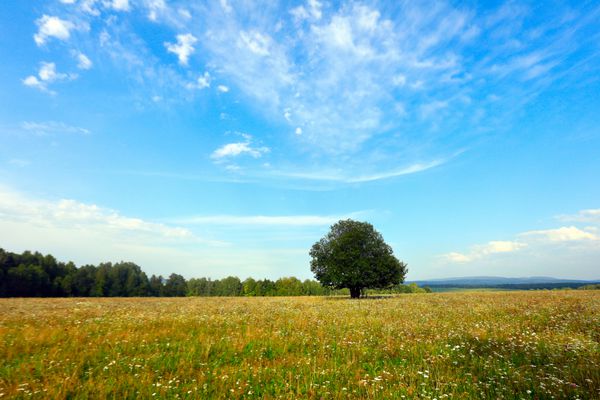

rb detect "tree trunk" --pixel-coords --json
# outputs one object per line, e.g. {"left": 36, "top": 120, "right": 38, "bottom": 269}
{"left": 350, "top": 287, "right": 361, "bottom": 299}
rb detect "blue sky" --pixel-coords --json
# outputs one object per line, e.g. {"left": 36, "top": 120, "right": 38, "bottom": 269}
{"left": 1, "top": 0, "right": 599, "bottom": 280}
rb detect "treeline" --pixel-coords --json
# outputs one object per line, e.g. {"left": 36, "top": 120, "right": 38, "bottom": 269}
{"left": 0, "top": 248, "right": 428, "bottom": 297}
{"left": 425, "top": 282, "right": 600, "bottom": 291}
{"left": 576, "top": 284, "right": 600, "bottom": 290}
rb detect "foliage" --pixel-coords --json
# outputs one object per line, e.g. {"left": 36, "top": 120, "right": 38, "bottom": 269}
{"left": 1, "top": 292, "right": 598, "bottom": 398}
{"left": 578, "top": 284, "right": 600, "bottom": 290}
{"left": 310, "top": 219, "right": 407, "bottom": 298}
{"left": 4, "top": 248, "right": 414, "bottom": 298}
{"left": 364, "top": 283, "right": 432, "bottom": 295}
{"left": 163, "top": 273, "right": 187, "bottom": 297}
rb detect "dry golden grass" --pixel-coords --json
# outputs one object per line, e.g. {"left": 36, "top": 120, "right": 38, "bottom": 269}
{"left": 1, "top": 291, "right": 599, "bottom": 399}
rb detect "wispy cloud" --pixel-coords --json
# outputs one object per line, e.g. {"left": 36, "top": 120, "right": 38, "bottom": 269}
{"left": 191, "top": 0, "right": 599, "bottom": 167}
{"left": 93, "top": 20, "right": 192, "bottom": 104}
{"left": 0, "top": 185, "right": 338, "bottom": 278}
{"left": 26, "top": 0, "right": 600, "bottom": 181}
{"left": 211, "top": 142, "right": 270, "bottom": 160}
{"left": 8, "top": 159, "right": 31, "bottom": 168}
{"left": 348, "top": 160, "right": 445, "bottom": 183}
{"left": 520, "top": 226, "right": 598, "bottom": 242}
{"left": 219, "top": 0, "right": 232, "bottom": 14}
{"left": 557, "top": 209, "right": 600, "bottom": 224}
{"left": 21, "top": 121, "right": 91, "bottom": 136}
{"left": 75, "top": 52, "right": 93, "bottom": 69}
{"left": 187, "top": 71, "right": 210, "bottom": 90}
{"left": 172, "top": 214, "right": 352, "bottom": 227}
{"left": 211, "top": 134, "right": 270, "bottom": 163}
{"left": 0, "top": 185, "right": 224, "bottom": 246}
{"left": 270, "top": 159, "right": 444, "bottom": 184}
{"left": 22, "top": 62, "right": 76, "bottom": 93}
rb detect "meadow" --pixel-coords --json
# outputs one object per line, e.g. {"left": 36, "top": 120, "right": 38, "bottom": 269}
{"left": 0, "top": 291, "right": 599, "bottom": 399}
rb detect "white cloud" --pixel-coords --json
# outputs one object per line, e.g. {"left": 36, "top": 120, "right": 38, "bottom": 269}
{"left": 441, "top": 240, "right": 527, "bottom": 263}
{"left": 290, "top": 6, "right": 309, "bottom": 22}
{"left": 442, "top": 216, "right": 600, "bottom": 265}
{"left": 521, "top": 226, "right": 598, "bottom": 242}
{"left": 392, "top": 74, "right": 406, "bottom": 86}
{"left": 39, "top": 62, "right": 63, "bottom": 81}
{"left": 355, "top": 5, "right": 379, "bottom": 31}
{"left": 211, "top": 142, "right": 270, "bottom": 160}
{"left": 557, "top": 209, "right": 600, "bottom": 224}
{"left": 308, "top": 0, "right": 323, "bottom": 20}
{"left": 34, "top": 15, "right": 74, "bottom": 46}
{"left": 271, "top": 159, "right": 445, "bottom": 183}
{"left": 192, "top": 0, "right": 596, "bottom": 168}
{"left": 165, "top": 33, "right": 197, "bottom": 65}
{"left": 219, "top": 0, "right": 232, "bottom": 13}
{"left": 79, "top": 0, "right": 101, "bottom": 15}
{"left": 146, "top": 0, "right": 166, "bottom": 21}
{"left": 420, "top": 100, "right": 449, "bottom": 118}
{"left": 187, "top": 71, "right": 210, "bottom": 90}
{"left": 200, "top": 3, "right": 407, "bottom": 154}
{"left": 76, "top": 52, "right": 93, "bottom": 69}
{"left": 22, "top": 62, "right": 74, "bottom": 93}
{"left": 291, "top": 0, "right": 323, "bottom": 22}
{"left": 313, "top": 15, "right": 354, "bottom": 50}
{"left": 295, "top": 127, "right": 302, "bottom": 135}
{"left": 224, "top": 164, "right": 241, "bottom": 172}
{"left": 217, "top": 85, "right": 229, "bottom": 93}
{"left": 109, "top": 0, "right": 130, "bottom": 12}
{"left": 178, "top": 9, "right": 192, "bottom": 20}
{"left": 0, "top": 186, "right": 236, "bottom": 277}
{"left": 0, "top": 186, "right": 206, "bottom": 242}
{"left": 348, "top": 160, "right": 444, "bottom": 183}
{"left": 23, "top": 76, "right": 44, "bottom": 90}
{"left": 443, "top": 252, "right": 472, "bottom": 263}
{"left": 21, "top": 121, "right": 91, "bottom": 136}
{"left": 29, "top": 0, "right": 598, "bottom": 185}
{"left": 239, "top": 31, "right": 271, "bottom": 56}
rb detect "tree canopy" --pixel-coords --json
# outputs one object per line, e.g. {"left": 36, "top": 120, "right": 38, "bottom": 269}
{"left": 1, "top": 246, "right": 425, "bottom": 298}
{"left": 310, "top": 219, "right": 407, "bottom": 298}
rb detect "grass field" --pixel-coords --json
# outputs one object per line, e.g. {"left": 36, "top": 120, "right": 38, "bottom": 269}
{"left": 1, "top": 291, "right": 599, "bottom": 399}
{"left": 427, "top": 288, "right": 511, "bottom": 293}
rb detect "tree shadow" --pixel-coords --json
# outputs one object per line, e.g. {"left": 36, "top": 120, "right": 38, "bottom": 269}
{"left": 324, "top": 295, "right": 396, "bottom": 301}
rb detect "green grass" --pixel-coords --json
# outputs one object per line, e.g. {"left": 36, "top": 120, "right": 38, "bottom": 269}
{"left": 1, "top": 291, "right": 599, "bottom": 399}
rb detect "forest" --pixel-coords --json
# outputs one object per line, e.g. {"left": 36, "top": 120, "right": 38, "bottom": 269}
{"left": 0, "top": 248, "right": 429, "bottom": 297}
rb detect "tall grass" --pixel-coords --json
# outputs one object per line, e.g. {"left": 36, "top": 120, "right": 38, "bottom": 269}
{"left": 1, "top": 291, "right": 598, "bottom": 398}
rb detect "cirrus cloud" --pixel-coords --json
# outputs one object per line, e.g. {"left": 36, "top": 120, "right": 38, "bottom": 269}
{"left": 211, "top": 142, "right": 270, "bottom": 160}
{"left": 520, "top": 226, "right": 598, "bottom": 242}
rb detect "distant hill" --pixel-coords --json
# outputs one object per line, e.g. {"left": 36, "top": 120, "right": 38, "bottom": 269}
{"left": 407, "top": 276, "right": 600, "bottom": 291}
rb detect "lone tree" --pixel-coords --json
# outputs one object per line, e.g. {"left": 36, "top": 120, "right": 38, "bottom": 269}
{"left": 310, "top": 219, "right": 407, "bottom": 298}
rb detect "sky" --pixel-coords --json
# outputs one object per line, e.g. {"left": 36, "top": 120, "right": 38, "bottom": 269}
{"left": 0, "top": 0, "right": 599, "bottom": 281}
